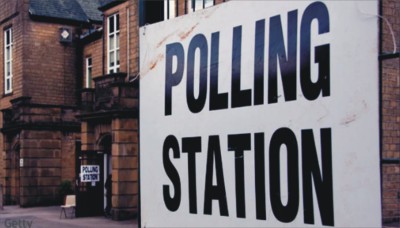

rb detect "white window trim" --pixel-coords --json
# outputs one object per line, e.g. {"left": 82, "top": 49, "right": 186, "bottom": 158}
{"left": 107, "top": 13, "right": 120, "bottom": 74}
{"left": 85, "top": 57, "right": 92, "bottom": 88}
{"left": 188, "top": 0, "right": 214, "bottom": 13}
{"left": 164, "top": 0, "right": 176, "bottom": 20}
{"left": 4, "top": 28, "right": 12, "bottom": 94}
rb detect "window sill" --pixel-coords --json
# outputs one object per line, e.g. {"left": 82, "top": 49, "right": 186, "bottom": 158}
{"left": 2, "top": 92, "right": 13, "bottom": 98}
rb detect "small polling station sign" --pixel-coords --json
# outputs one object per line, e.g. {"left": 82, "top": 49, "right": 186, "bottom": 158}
{"left": 139, "top": 1, "right": 381, "bottom": 227}
{"left": 80, "top": 165, "right": 100, "bottom": 182}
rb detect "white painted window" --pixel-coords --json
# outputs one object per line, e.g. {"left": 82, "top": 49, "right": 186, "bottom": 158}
{"left": 164, "top": 0, "right": 176, "bottom": 20}
{"left": 107, "top": 14, "right": 120, "bottom": 74}
{"left": 188, "top": 0, "right": 214, "bottom": 12}
{"left": 4, "top": 28, "right": 12, "bottom": 94}
{"left": 85, "top": 57, "right": 92, "bottom": 88}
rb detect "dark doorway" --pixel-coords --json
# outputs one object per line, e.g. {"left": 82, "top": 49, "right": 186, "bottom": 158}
{"left": 10, "top": 144, "right": 20, "bottom": 205}
{"left": 75, "top": 142, "right": 104, "bottom": 217}
{"left": 140, "top": 0, "right": 164, "bottom": 26}
{"left": 98, "top": 135, "right": 112, "bottom": 213}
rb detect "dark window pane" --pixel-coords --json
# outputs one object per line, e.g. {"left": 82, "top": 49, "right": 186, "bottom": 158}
{"left": 110, "top": 52, "right": 115, "bottom": 67}
{"left": 6, "top": 30, "right": 10, "bottom": 45}
{"left": 6, "top": 62, "right": 10, "bottom": 76}
{"left": 116, "top": 14, "right": 120, "bottom": 31}
{"left": 109, "top": 16, "right": 114, "bottom": 33}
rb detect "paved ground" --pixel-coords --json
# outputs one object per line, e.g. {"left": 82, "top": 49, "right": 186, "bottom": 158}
{"left": 1, "top": 205, "right": 398, "bottom": 228}
{"left": 0, "top": 206, "right": 137, "bottom": 228}
{"left": 385, "top": 221, "right": 400, "bottom": 228}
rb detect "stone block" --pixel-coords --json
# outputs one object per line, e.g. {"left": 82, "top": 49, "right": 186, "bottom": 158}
{"left": 20, "top": 148, "right": 61, "bottom": 158}
{"left": 21, "top": 130, "right": 61, "bottom": 140}
{"left": 112, "top": 181, "right": 137, "bottom": 195}
{"left": 22, "top": 158, "right": 60, "bottom": 168}
{"left": 20, "top": 168, "right": 60, "bottom": 177}
{"left": 82, "top": 143, "right": 95, "bottom": 151}
{"left": 81, "top": 122, "right": 94, "bottom": 133}
{"left": 39, "top": 140, "right": 61, "bottom": 149}
{"left": 112, "top": 194, "right": 136, "bottom": 208}
{"left": 111, "top": 143, "right": 138, "bottom": 156}
{"left": 112, "top": 119, "right": 138, "bottom": 131}
{"left": 112, "top": 156, "right": 137, "bottom": 169}
{"left": 81, "top": 132, "right": 95, "bottom": 145}
{"left": 21, "top": 139, "right": 38, "bottom": 149}
{"left": 112, "top": 169, "right": 137, "bottom": 182}
{"left": 112, "top": 208, "right": 138, "bottom": 221}
{"left": 21, "top": 186, "right": 55, "bottom": 196}
{"left": 21, "top": 176, "right": 60, "bottom": 187}
{"left": 120, "top": 98, "right": 138, "bottom": 109}
{"left": 112, "top": 130, "right": 138, "bottom": 144}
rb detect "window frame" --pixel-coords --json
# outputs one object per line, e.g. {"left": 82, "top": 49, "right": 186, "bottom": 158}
{"left": 164, "top": 0, "right": 177, "bottom": 20}
{"left": 4, "top": 27, "right": 12, "bottom": 94}
{"left": 85, "top": 56, "right": 93, "bottom": 88}
{"left": 107, "top": 13, "right": 120, "bottom": 74}
{"left": 188, "top": 0, "right": 215, "bottom": 13}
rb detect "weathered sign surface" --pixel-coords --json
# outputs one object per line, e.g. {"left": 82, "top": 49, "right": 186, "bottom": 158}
{"left": 140, "top": 1, "right": 380, "bottom": 227}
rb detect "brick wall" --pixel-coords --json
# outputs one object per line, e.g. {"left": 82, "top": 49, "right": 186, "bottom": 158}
{"left": 83, "top": 38, "right": 103, "bottom": 87}
{"left": 0, "top": 0, "right": 27, "bottom": 199}
{"left": 3, "top": 134, "right": 18, "bottom": 205}
{"left": 0, "top": 0, "right": 27, "bottom": 109}
{"left": 102, "top": 0, "right": 139, "bottom": 78}
{"left": 0, "top": 114, "right": 3, "bottom": 189}
{"left": 19, "top": 130, "right": 62, "bottom": 206}
{"left": 381, "top": 0, "right": 400, "bottom": 223}
{"left": 2, "top": 102, "right": 80, "bottom": 206}
{"left": 22, "top": 21, "right": 80, "bottom": 106}
{"left": 0, "top": 0, "right": 81, "bottom": 188}
{"left": 61, "top": 132, "right": 80, "bottom": 183}
{"left": 128, "top": 0, "right": 139, "bottom": 79}
{"left": 111, "top": 118, "right": 138, "bottom": 219}
{"left": 0, "top": 0, "right": 81, "bottom": 108}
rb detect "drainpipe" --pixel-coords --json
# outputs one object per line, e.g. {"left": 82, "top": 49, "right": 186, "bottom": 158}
{"left": 102, "top": 13, "right": 106, "bottom": 76}
{"left": 127, "top": 6, "right": 130, "bottom": 80}
{"left": 0, "top": 183, "right": 3, "bottom": 210}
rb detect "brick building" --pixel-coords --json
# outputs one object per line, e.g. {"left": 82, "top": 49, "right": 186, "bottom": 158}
{"left": 0, "top": 0, "right": 398, "bottom": 224}
{"left": 78, "top": 0, "right": 226, "bottom": 220}
{"left": 0, "top": 0, "right": 105, "bottom": 207}
{"left": 380, "top": 0, "right": 400, "bottom": 224}
{"left": 78, "top": 0, "right": 139, "bottom": 220}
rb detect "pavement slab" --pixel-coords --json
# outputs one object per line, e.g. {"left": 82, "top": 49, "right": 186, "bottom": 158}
{"left": 0, "top": 206, "right": 137, "bottom": 228}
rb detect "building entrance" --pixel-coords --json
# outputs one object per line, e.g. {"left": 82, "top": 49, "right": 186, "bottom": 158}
{"left": 9, "top": 144, "right": 20, "bottom": 205}
{"left": 75, "top": 142, "right": 103, "bottom": 217}
{"left": 75, "top": 134, "right": 112, "bottom": 217}
{"left": 99, "top": 135, "right": 112, "bottom": 214}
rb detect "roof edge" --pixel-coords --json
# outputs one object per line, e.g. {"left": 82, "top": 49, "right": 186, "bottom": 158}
{"left": 29, "top": 13, "right": 91, "bottom": 27}
{"left": 80, "top": 29, "right": 103, "bottom": 45}
{"left": 98, "top": 0, "right": 127, "bottom": 12}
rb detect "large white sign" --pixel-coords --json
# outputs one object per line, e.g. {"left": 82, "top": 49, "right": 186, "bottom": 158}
{"left": 140, "top": 1, "right": 380, "bottom": 227}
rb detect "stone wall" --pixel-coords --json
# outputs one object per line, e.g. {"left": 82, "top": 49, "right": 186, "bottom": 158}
{"left": 111, "top": 118, "right": 138, "bottom": 219}
{"left": 0, "top": 0, "right": 83, "bottom": 206}
{"left": 83, "top": 36, "right": 103, "bottom": 87}
{"left": 22, "top": 21, "right": 80, "bottom": 106}
{"left": 1, "top": 101, "right": 80, "bottom": 206}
